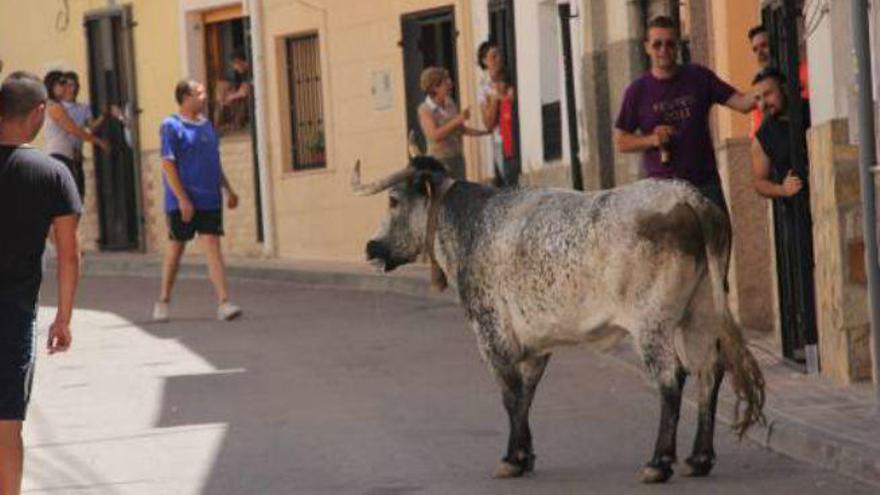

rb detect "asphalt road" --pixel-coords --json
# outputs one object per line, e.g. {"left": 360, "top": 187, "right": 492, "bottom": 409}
{"left": 22, "top": 274, "right": 875, "bottom": 494}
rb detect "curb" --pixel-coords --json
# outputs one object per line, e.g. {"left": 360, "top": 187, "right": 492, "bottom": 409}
{"left": 73, "top": 254, "right": 457, "bottom": 303}
{"left": 72, "top": 254, "right": 880, "bottom": 488}
{"left": 604, "top": 342, "right": 880, "bottom": 488}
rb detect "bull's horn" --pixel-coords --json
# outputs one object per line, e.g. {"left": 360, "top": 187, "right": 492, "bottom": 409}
{"left": 407, "top": 130, "right": 423, "bottom": 158}
{"left": 351, "top": 160, "right": 417, "bottom": 196}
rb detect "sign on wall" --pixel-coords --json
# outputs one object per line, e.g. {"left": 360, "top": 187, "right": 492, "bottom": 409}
{"left": 371, "top": 69, "right": 393, "bottom": 111}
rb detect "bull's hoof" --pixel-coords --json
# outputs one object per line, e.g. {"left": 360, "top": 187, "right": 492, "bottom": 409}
{"left": 493, "top": 451, "right": 535, "bottom": 478}
{"left": 681, "top": 454, "right": 715, "bottom": 477}
{"left": 639, "top": 463, "right": 673, "bottom": 484}
{"left": 493, "top": 460, "right": 526, "bottom": 479}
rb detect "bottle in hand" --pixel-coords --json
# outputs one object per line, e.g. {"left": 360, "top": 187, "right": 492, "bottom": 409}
{"left": 660, "top": 145, "right": 672, "bottom": 167}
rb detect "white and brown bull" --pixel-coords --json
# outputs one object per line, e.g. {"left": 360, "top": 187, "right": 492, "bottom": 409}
{"left": 352, "top": 154, "right": 764, "bottom": 483}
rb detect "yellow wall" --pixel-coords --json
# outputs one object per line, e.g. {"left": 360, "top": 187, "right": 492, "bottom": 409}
{"left": 709, "top": 0, "right": 761, "bottom": 140}
{"left": 261, "top": 0, "right": 476, "bottom": 260}
{"left": 0, "top": 1, "right": 181, "bottom": 152}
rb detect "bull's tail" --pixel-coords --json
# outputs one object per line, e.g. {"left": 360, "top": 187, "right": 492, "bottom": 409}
{"left": 697, "top": 200, "right": 766, "bottom": 439}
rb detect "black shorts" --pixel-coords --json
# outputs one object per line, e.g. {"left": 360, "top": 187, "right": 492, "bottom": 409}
{"left": 0, "top": 302, "right": 36, "bottom": 421}
{"left": 166, "top": 209, "right": 224, "bottom": 242}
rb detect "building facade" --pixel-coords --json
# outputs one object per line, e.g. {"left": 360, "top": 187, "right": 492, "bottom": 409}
{"left": 2, "top": 0, "right": 877, "bottom": 382}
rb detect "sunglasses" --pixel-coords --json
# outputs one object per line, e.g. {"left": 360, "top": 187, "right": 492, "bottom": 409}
{"left": 650, "top": 39, "right": 678, "bottom": 50}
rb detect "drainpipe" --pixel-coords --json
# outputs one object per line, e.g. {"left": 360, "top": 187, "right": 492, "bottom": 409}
{"left": 558, "top": 2, "right": 583, "bottom": 191}
{"left": 246, "top": 0, "right": 276, "bottom": 257}
{"left": 851, "top": 0, "right": 880, "bottom": 399}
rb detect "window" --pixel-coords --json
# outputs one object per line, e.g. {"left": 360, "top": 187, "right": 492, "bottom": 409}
{"left": 203, "top": 14, "right": 252, "bottom": 134}
{"left": 285, "top": 33, "right": 326, "bottom": 170}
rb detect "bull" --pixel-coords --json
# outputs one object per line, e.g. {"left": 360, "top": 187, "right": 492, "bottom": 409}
{"left": 352, "top": 153, "right": 765, "bottom": 483}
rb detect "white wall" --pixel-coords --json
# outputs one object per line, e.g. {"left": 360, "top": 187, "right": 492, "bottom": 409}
{"left": 514, "top": 0, "right": 544, "bottom": 170}
{"left": 806, "top": 0, "right": 857, "bottom": 130}
{"left": 468, "top": 0, "right": 588, "bottom": 175}
{"left": 470, "top": 0, "right": 494, "bottom": 178}
{"left": 539, "top": 2, "right": 562, "bottom": 104}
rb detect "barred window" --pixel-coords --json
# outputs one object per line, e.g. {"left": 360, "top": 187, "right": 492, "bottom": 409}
{"left": 285, "top": 33, "right": 325, "bottom": 170}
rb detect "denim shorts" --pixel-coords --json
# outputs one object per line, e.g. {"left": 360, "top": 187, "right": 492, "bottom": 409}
{"left": 0, "top": 301, "right": 36, "bottom": 420}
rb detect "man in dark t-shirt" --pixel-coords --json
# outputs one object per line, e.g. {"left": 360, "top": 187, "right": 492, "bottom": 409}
{"left": 615, "top": 16, "right": 756, "bottom": 210}
{"left": 0, "top": 71, "right": 82, "bottom": 495}
{"left": 223, "top": 51, "right": 252, "bottom": 128}
{"left": 751, "top": 68, "right": 817, "bottom": 362}
{"left": 750, "top": 68, "right": 805, "bottom": 199}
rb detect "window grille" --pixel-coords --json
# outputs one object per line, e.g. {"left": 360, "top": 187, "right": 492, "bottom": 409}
{"left": 285, "top": 33, "right": 326, "bottom": 170}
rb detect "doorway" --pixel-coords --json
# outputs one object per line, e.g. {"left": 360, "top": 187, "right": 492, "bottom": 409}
{"left": 400, "top": 7, "right": 459, "bottom": 155}
{"left": 762, "top": 0, "right": 818, "bottom": 368}
{"left": 85, "top": 6, "right": 143, "bottom": 251}
{"left": 488, "top": 0, "right": 522, "bottom": 170}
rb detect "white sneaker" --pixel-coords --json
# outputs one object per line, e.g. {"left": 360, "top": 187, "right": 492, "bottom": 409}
{"left": 217, "top": 301, "right": 242, "bottom": 321}
{"left": 152, "top": 301, "right": 169, "bottom": 322}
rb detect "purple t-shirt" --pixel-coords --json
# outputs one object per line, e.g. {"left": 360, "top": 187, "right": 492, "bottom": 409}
{"left": 615, "top": 64, "right": 736, "bottom": 186}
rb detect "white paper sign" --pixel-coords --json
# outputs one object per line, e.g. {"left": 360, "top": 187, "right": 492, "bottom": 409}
{"left": 371, "top": 69, "right": 393, "bottom": 111}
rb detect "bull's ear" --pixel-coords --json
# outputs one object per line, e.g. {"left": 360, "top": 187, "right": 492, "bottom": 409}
{"left": 418, "top": 169, "right": 447, "bottom": 198}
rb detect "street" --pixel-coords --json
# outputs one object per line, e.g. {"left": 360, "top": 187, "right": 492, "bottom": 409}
{"left": 24, "top": 274, "right": 874, "bottom": 494}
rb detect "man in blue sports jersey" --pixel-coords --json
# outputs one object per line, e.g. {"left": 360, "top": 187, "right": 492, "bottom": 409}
{"left": 153, "top": 80, "right": 242, "bottom": 322}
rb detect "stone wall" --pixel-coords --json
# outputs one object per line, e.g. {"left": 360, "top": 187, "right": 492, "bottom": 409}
{"left": 716, "top": 138, "right": 776, "bottom": 333}
{"left": 81, "top": 131, "right": 263, "bottom": 259}
{"left": 148, "top": 131, "right": 262, "bottom": 258}
{"left": 80, "top": 155, "right": 101, "bottom": 252}
{"left": 808, "top": 119, "right": 871, "bottom": 383}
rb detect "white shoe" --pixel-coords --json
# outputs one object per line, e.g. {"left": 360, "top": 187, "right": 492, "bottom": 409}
{"left": 217, "top": 301, "right": 242, "bottom": 321}
{"left": 153, "top": 301, "right": 169, "bottom": 322}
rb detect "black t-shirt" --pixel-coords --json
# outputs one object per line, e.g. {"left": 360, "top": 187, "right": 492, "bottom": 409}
{"left": 0, "top": 145, "right": 82, "bottom": 312}
{"left": 756, "top": 117, "right": 792, "bottom": 182}
{"left": 229, "top": 68, "right": 252, "bottom": 90}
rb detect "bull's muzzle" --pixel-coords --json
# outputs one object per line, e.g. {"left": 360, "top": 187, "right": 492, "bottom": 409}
{"left": 366, "top": 240, "right": 408, "bottom": 272}
{"left": 366, "top": 240, "right": 389, "bottom": 262}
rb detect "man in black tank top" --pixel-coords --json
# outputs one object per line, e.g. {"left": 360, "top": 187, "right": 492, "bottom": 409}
{"left": 750, "top": 67, "right": 818, "bottom": 367}
{"left": 0, "top": 71, "right": 82, "bottom": 495}
{"left": 750, "top": 68, "right": 805, "bottom": 199}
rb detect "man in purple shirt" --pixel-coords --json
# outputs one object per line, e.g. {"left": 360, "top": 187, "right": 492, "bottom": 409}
{"left": 615, "top": 16, "right": 755, "bottom": 209}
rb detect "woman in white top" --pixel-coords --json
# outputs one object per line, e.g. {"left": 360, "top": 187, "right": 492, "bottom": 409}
{"left": 476, "top": 41, "right": 507, "bottom": 186}
{"left": 43, "top": 71, "right": 108, "bottom": 200}
{"left": 416, "top": 67, "right": 488, "bottom": 180}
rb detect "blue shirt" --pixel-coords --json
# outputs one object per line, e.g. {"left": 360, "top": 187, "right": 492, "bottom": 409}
{"left": 160, "top": 114, "right": 222, "bottom": 212}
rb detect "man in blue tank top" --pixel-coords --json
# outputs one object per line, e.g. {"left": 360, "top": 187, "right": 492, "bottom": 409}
{"left": 153, "top": 80, "right": 242, "bottom": 322}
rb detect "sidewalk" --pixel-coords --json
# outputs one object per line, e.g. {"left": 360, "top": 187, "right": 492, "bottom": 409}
{"left": 66, "top": 252, "right": 880, "bottom": 487}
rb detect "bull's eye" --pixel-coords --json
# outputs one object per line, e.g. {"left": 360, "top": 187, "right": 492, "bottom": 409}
{"left": 389, "top": 196, "right": 399, "bottom": 209}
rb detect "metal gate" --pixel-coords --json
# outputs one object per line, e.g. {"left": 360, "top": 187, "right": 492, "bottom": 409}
{"left": 84, "top": 6, "right": 143, "bottom": 251}
{"left": 762, "top": 0, "right": 818, "bottom": 367}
